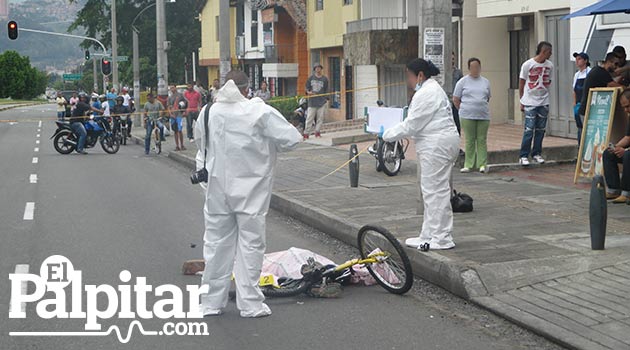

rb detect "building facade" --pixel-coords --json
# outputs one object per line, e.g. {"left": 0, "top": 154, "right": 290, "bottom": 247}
{"left": 307, "top": 0, "right": 360, "bottom": 121}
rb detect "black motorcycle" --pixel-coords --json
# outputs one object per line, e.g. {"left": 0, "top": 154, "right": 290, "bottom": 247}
{"left": 51, "top": 117, "right": 120, "bottom": 155}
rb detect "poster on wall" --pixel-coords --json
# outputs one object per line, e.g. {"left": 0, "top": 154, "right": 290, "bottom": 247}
{"left": 423, "top": 27, "right": 444, "bottom": 86}
{"left": 574, "top": 88, "right": 619, "bottom": 183}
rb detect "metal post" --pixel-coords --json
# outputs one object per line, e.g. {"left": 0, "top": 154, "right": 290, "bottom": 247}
{"left": 349, "top": 144, "right": 360, "bottom": 187}
{"left": 93, "top": 56, "right": 98, "bottom": 92}
{"left": 219, "top": 0, "right": 231, "bottom": 84}
{"left": 111, "top": 0, "right": 119, "bottom": 92}
{"left": 192, "top": 51, "right": 197, "bottom": 83}
{"left": 132, "top": 27, "right": 141, "bottom": 127}
{"left": 156, "top": 0, "right": 168, "bottom": 96}
{"left": 589, "top": 175, "right": 607, "bottom": 250}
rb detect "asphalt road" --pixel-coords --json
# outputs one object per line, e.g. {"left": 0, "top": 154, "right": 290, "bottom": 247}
{"left": 0, "top": 105, "right": 564, "bottom": 350}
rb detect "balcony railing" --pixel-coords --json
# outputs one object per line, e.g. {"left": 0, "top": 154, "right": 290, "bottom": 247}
{"left": 346, "top": 17, "right": 407, "bottom": 34}
{"left": 264, "top": 44, "right": 296, "bottom": 63}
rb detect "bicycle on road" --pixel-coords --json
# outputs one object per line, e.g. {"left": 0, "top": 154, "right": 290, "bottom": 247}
{"left": 259, "top": 225, "right": 414, "bottom": 298}
{"left": 145, "top": 118, "right": 164, "bottom": 155}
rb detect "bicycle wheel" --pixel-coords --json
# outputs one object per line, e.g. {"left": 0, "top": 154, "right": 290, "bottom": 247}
{"left": 357, "top": 225, "right": 413, "bottom": 295}
{"left": 378, "top": 141, "right": 402, "bottom": 177}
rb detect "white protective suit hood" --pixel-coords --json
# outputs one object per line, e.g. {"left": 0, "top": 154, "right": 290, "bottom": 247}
{"left": 194, "top": 80, "right": 302, "bottom": 215}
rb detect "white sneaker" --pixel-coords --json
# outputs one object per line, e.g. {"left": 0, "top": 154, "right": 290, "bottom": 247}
{"left": 199, "top": 304, "right": 223, "bottom": 317}
{"left": 460, "top": 168, "right": 471, "bottom": 173}
{"left": 479, "top": 166, "right": 488, "bottom": 174}
{"left": 533, "top": 155, "right": 545, "bottom": 164}
{"left": 519, "top": 157, "right": 530, "bottom": 166}
{"left": 189, "top": 138, "right": 194, "bottom": 143}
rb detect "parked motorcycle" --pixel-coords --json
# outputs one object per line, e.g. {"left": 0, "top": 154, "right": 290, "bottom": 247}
{"left": 367, "top": 101, "right": 409, "bottom": 176}
{"left": 51, "top": 117, "right": 120, "bottom": 155}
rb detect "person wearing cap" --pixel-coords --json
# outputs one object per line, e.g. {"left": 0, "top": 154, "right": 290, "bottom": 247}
{"left": 612, "top": 46, "right": 630, "bottom": 86}
{"left": 304, "top": 62, "right": 329, "bottom": 139}
{"left": 572, "top": 52, "right": 591, "bottom": 145}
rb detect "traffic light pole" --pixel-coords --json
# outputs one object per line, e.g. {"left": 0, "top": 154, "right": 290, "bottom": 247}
{"left": 93, "top": 57, "right": 98, "bottom": 92}
{"left": 18, "top": 28, "right": 108, "bottom": 93}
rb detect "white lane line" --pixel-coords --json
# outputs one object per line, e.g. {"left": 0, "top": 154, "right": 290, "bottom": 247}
{"left": 35, "top": 140, "right": 40, "bottom": 145}
{"left": 37, "top": 129, "right": 41, "bottom": 133}
{"left": 29, "top": 174, "right": 37, "bottom": 183}
{"left": 9, "top": 264, "right": 30, "bottom": 314}
{"left": 32, "top": 157, "right": 38, "bottom": 164}
{"left": 23, "top": 202, "right": 35, "bottom": 220}
{"left": 38, "top": 120, "right": 42, "bottom": 127}
{"left": 36, "top": 134, "right": 40, "bottom": 138}
{"left": 34, "top": 147, "right": 39, "bottom": 153}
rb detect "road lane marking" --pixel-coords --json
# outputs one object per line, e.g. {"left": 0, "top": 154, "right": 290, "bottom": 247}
{"left": 9, "top": 264, "right": 29, "bottom": 314}
{"left": 36, "top": 134, "right": 40, "bottom": 138}
{"left": 38, "top": 120, "right": 42, "bottom": 127}
{"left": 29, "top": 174, "right": 37, "bottom": 184}
{"left": 23, "top": 202, "right": 35, "bottom": 220}
{"left": 32, "top": 157, "right": 38, "bottom": 164}
{"left": 34, "top": 147, "right": 39, "bottom": 153}
{"left": 35, "top": 140, "right": 40, "bottom": 144}
{"left": 37, "top": 129, "right": 41, "bottom": 133}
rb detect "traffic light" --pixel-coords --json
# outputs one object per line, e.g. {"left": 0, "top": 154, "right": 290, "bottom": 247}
{"left": 8, "top": 21, "right": 18, "bottom": 40}
{"left": 101, "top": 58, "right": 111, "bottom": 76}
{"left": 85, "top": 50, "right": 90, "bottom": 61}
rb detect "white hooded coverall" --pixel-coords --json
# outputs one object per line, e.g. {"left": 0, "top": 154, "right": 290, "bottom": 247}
{"left": 383, "top": 78, "right": 459, "bottom": 250}
{"left": 194, "top": 80, "right": 302, "bottom": 317}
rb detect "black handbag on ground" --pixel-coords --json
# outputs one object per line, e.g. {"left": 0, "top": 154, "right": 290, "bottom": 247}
{"left": 451, "top": 190, "right": 473, "bottom": 213}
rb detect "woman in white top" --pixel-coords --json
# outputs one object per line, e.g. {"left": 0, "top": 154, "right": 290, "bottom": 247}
{"left": 453, "top": 58, "right": 492, "bottom": 173}
{"left": 383, "top": 58, "right": 460, "bottom": 250}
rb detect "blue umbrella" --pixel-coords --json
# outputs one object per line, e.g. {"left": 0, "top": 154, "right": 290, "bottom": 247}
{"left": 562, "top": 0, "right": 630, "bottom": 19}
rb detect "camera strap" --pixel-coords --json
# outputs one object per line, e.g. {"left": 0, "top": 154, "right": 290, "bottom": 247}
{"left": 203, "top": 104, "right": 210, "bottom": 168}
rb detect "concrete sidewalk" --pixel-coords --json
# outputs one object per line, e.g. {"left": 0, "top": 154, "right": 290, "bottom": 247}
{"left": 130, "top": 127, "right": 629, "bottom": 350}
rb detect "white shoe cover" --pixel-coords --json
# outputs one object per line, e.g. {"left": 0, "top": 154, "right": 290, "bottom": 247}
{"left": 240, "top": 303, "right": 272, "bottom": 318}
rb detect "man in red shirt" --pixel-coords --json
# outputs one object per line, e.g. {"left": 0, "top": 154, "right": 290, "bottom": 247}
{"left": 184, "top": 83, "right": 203, "bottom": 142}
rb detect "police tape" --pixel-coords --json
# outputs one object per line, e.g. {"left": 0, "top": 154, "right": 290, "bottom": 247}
{"left": 0, "top": 81, "right": 407, "bottom": 124}
{"left": 313, "top": 144, "right": 371, "bottom": 183}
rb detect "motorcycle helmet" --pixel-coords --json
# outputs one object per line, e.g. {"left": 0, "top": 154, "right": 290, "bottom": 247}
{"left": 78, "top": 92, "right": 88, "bottom": 101}
{"left": 99, "top": 94, "right": 107, "bottom": 101}
{"left": 91, "top": 93, "right": 98, "bottom": 100}
{"left": 115, "top": 96, "right": 124, "bottom": 103}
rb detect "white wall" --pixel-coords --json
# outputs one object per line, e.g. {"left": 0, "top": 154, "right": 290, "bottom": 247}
{"left": 243, "top": 4, "right": 264, "bottom": 60}
{"left": 477, "top": 0, "right": 570, "bottom": 18}
{"left": 354, "top": 65, "right": 379, "bottom": 119}
{"left": 461, "top": 0, "right": 511, "bottom": 123}
{"left": 359, "top": 0, "right": 418, "bottom": 27}
{"left": 570, "top": 0, "right": 630, "bottom": 59}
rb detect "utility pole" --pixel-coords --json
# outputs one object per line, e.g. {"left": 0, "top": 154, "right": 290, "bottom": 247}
{"left": 156, "top": 0, "right": 168, "bottom": 97}
{"left": 219, "top": 0, "right": 231, "bottom": 84}
{"left": 132, "top": 28, "right": 140, "bottom": 100}
{"left": 111, "top": 0, "right": 118, "bottom": 92}
{"left": 416, "top": 0, "right": 453, "bottom": 214}
{"left": 192, "top": 51, "right": 197, "bottom": 83}
{"left": 93, "top": 56, "right": 98, "bottom": 92}
{"left": 418, "top": 0, "right": 453, "bottom": 93}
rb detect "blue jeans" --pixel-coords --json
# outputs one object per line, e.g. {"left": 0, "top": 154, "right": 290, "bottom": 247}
{"left": 519, "top": 105, "right": 549, "bottom": 158}
{"left": 145, "top": 120, "right": 164, "bottom": 153}
{"left": 57, "top": 111, "right": 65, "bottom": 121}
{"left": 70, "top": 122, "right": 87, "bottom": 152}
{"left": 574, "top": 103, "right": 583, "bottom": 146}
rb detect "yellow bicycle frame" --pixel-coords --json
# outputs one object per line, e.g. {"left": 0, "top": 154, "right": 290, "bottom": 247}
{"left": 333, "top": 251, "right": 390, "bottom": 272}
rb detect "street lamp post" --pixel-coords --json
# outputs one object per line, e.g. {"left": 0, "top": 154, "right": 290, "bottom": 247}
{"left": 111, "top": 0, "right": 119, "bottom": 92}
{"left": 131, "top": 3, "right": 156, "bottom": 102}
{"left": 156, "top": 0, "right": 168, "bottom": 97}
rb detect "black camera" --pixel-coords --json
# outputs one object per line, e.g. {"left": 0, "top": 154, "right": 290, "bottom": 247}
{"left": 190, "top": 168, "right": 208, "bottom": 184}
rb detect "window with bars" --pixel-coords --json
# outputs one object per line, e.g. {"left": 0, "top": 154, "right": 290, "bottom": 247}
{"left": 316, "top": 0, "right": 323, "bottom": 11}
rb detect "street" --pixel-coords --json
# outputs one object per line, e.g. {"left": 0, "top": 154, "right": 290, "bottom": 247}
{"left": 0, "top": 104, "right": 565, "bottom": 349}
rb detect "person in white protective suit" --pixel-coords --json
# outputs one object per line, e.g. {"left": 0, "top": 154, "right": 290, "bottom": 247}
{"left": 194, "top": 70, "right": 302, "bottom": 317}
{"left": 382, "top": 58, "right": 460, "bottom": 250}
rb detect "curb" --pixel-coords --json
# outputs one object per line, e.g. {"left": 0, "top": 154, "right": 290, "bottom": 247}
{"left": 128, "top": 134, "right": 603, "bottom": 349}
{"left": 131, "top": 131, "right": 488, "bottom": 299}
{"left": 0, "top": 102, "right": 48, "bottom": 113}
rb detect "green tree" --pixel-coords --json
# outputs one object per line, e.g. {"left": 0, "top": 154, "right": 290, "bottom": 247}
{"left": 68, "top": 0, "right": 203, "bottom": 90}
{"left": 0, "top": 50, "right": 47, "bottom": 99}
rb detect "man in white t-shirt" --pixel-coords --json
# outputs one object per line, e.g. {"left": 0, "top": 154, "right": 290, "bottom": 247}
{"left": 518, "top": 41, "right": 554, "bottom": 166}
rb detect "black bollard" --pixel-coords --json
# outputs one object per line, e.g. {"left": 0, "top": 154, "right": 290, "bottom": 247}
{"left": 589, "top": 175, "right": 607, "bottom": 250}
{"left": 349, "top": 144, "right": 359, "bottom": 187}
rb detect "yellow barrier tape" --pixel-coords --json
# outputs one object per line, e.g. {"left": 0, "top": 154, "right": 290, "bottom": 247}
{"left": 313, "top": 144, "right": 371, "bottom": 184}
{"left": 0, "top": 81, "right": 407, "bottom": 124}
